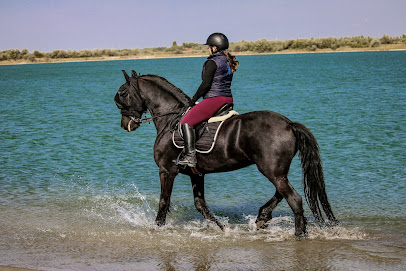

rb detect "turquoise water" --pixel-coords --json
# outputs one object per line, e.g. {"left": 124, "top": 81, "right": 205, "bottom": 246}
{"left": 1, "top": 51, "right": 405, "bottom": 270}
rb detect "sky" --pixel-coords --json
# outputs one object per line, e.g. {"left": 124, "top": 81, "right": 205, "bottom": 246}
{"left": 0, "top": 0, "right": 405, "bottom": 52}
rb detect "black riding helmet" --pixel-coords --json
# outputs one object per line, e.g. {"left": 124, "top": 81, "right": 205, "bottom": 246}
{"left": 205, "top": 33, "right": 229, "bottom": 51}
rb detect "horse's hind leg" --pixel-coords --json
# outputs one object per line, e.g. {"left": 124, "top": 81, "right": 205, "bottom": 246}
{"left": 190, "top": 174, "right": 225, "bottom": 231}
{"left": 258, "top": 170, "right": 306, "bottom": 236}
{"left": 255, "top": 190, "right": 283, "bottom": 229}
{"left": 274, "top": 176, "right": 306, "bottom": 236}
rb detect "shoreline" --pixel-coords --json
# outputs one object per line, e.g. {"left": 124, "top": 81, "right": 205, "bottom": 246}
{"left": 1, "top": 45, "right": 405, "bottom": 66}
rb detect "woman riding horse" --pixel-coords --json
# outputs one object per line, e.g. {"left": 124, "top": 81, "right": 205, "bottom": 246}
{"left": 114, "top": 45, "right": 338, "bottom": 236}
{"left": 177, "top": 33, "right": 239, "bottom": 169}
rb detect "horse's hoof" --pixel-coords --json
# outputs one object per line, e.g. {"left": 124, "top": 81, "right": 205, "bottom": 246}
{"left": 255, "top": 220, "right": 268, "bottom": 229}
{"left": 294, "top": 231, "right": 308, "bottom": 238}
{"left": 156, "top": 220, "right": 165, "bottom": 227}
{"left": 327, "top": 219, "right": 339, "bottom": 226}
{"left": 217, "top": 221, "right": 225, "bottom": 231}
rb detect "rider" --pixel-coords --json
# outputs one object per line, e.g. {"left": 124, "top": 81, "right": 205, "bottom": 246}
{"left": 176, "top": 33, "right": 239, "bottom": 168}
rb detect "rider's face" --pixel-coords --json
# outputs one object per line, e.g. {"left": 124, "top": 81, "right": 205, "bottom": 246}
{"left": 208, "top": 46, "right": 217, "bottom": 55}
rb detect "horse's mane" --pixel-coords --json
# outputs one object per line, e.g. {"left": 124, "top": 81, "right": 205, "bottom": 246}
{"left": 140, "top": 74, "right": 191, "bottom": 105}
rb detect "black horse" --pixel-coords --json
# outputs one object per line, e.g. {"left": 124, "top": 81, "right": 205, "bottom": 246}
{"left": 114, "top": 70, "right": 337, "bottom": 236}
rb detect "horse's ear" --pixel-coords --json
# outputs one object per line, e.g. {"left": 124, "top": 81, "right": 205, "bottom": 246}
{"left": 131, "top": 70, "right": 138, "bottom": 78}
{"left": 122, "top": 70, "right": 130, "bottom": 82}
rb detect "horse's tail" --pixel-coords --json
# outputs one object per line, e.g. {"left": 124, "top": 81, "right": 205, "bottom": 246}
{"left": 290, "top": 122, "right": 337, "bottom": 223}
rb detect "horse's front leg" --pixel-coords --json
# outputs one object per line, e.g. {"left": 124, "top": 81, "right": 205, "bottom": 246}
{"left": 155, "top": 168, "right": 177, "bottom": 227}
{"left": 191, "top": 174, "right": 225, "bottom": 231}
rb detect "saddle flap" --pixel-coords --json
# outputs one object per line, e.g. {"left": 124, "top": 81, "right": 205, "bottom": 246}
{"left": 173, "top": 121, "right": 224, "bottom": 154}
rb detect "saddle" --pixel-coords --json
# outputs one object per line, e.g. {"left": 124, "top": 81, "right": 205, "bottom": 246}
{"left": 172, "top": 103, "right": 238, "bottom": 153}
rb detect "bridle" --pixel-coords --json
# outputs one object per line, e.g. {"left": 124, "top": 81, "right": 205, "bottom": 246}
{"left": 129, "top": 111, "right": 180, "bottom": 125}
{"left": 120, "top": 72, "right": 189, "bottom": 131}
{"left": 127, "top": 111, "right": 183, "bottom": 131}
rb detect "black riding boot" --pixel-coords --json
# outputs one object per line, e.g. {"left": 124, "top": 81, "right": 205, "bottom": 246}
{"left": 177, "top": 123, "right": 197, "bottom": 168}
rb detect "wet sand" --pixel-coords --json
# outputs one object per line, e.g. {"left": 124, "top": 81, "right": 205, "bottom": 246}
{"left": 1, "top": 222, "right": 405, "bottom": 271}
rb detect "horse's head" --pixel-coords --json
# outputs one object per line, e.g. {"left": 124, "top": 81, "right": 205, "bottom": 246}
{"left": 114, "top": 70, "right": 147, "bottom": 132}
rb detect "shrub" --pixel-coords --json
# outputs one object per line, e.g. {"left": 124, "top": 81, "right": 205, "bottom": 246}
{"left": 380, "top": 34, "right": 392, "bottom": 44}
{"left": 67, "top": 50, "right": 79, "bottom": 58}
{"left": 7, "top": 49, "right": 21, "bottom": 60}
{"left": 33, "top": 50, "right": 44, "bottom": 58}
{"left": 24, "top": 54, "right": 36, "bottom": 62}
{"left": 101, "top": 49, "right": 118, "bottom": 57}
{"left": 370, "top": 39, "right": 381, "bottom": 48}
{"left": 92, "top": 49, "right": 102, "bottom": 57}
{"left": 0, "top": 51, "right": 7, "bottom": 60}
{"left": 79, "top": 50, "right": 93, "bottom": 58}
{"left": 57, "top": 50, "right": 69, "bottom": 58}
{"left": 49, "top": 50, "right": 69, "bottom": 58}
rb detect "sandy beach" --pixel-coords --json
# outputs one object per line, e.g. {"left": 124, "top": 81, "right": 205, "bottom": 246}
{"left": 0, "top": 267, "right": 41, "bottom": 271}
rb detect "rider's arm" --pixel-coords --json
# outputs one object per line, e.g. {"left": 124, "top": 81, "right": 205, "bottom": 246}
{"left": 190, "top": 60, "right": 217, "bottom": 105}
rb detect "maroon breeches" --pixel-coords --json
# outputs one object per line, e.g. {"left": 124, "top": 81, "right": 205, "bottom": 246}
{"left": 181, "top": 96, "right": 233, "bottom": 127}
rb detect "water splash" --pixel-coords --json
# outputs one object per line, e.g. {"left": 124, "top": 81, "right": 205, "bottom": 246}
{"left": 182, "top": 214, "right": 369, "bottom": 242}
{"left": 114, "top": 183, "right": 157, "bottom": 227}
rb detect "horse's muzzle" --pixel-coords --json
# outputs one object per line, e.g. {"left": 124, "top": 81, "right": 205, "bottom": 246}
{"left": 121, "top": 115, "right": 139, "bottom": 132}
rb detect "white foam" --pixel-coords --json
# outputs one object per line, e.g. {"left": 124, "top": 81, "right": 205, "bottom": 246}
{"left": 115, "top": 184, "right": 157, "bottom": 227}
{"left": 183, "top": 214, "right": 369, "bottom": 242}
{"left": 81, "top": 184, "right": 369, "bottom": 242}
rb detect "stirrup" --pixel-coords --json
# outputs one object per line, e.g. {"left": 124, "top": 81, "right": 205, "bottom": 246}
{"left": 175, "top": 150, "right": 197, "bottom": 168}
{"left": 173, "top": 153, "right": 201, "bottom": 175}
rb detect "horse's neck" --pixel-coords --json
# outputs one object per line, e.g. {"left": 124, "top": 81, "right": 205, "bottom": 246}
{"left": 139, "top": 76, "right": 189, "bottom": 114}
{"left": 139, "top": 77, "right": 189, "bottom": 132}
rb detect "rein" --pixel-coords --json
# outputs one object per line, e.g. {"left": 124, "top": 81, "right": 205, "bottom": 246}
{"left": 129, "top": 112, "right": 179, "bottom": 124}
{"left": 127, "top": 110, "right": 185, "bottom": 132}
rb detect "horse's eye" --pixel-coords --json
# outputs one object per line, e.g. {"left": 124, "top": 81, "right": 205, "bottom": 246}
{"left": 118, "top": 85, "right": 128, "bottom": 96}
